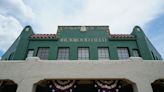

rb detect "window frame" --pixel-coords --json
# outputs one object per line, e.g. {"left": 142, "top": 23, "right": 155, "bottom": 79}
{"left": 98, "top": 47, "right": 110, "bottom": 60}
{"left": 57, "top": 47, "right": 70, "bottom": 60}
{"left": 26, "top": 49, "right": 34, "bottom": 58}
{"left": 132, "top": 49, "right": 140, "bottom": 57}
{"left": 151, "top": 52, "right": 156, "bottom": 60}
{"left": 78, "top": 47, "right": 90, "bottom": 60}
{"left": 8, "top": 52, "right": 14, "bottom": 60}
{"left": 117, "top": 47, "right": 130, "bottom": 60}
{"left": 37, "top": 47, "right": 50, "bottom": 60}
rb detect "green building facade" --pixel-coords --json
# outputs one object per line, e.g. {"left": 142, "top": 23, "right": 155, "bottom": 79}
{"left": 1, "top": 25, "right": 162, "bottom": 60}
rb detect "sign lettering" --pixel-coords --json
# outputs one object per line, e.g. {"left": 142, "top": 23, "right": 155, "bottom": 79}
{"left": 60, "top": 38, "right": 107, "bottom": 42}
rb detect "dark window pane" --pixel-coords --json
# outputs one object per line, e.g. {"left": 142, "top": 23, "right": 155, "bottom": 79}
{"left": 57, "top": 48, "right": 69, "bottom": 60}
{"left": 37, "top": 48, "right": 49, "bottom": 60}
{"left": 27, "top": 50, "right": 34, "bottom": 57}
{"left": 78, "top": 48, "right": 89, "bottom": 60}
{"left": 117, "top": 48, "right": 129, "bottom": 60}
{"left": 133, "top": 49, "right": 140, "bottom": 57}
{"left": 98, "top": 47, "right": 109, "bottom": 60}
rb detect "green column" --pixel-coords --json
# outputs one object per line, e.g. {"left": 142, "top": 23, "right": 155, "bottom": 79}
{"left": 90, "top": 46, "right": 97, "bottom": 60}
{"left": 109, "top": 46, "right": 118, "bottom": 60}
{"left": 14, "top": 26, "right": 34, "bottom": 60}
{"left": 132, "top": 26, "right": 153, "bottom": 60}
{"left": 49, "top": 46, "right": 57, "bottom": 60}
{"left": 70, "top": 46, "right": 77, "bottom": 60}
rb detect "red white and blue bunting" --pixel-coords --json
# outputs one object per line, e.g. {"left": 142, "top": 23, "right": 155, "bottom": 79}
{"left": 94, "top": 80, "right": 122, "bottom": 92}
{"left": 47, "top": 80, "right": 77, "bottom": 92}
{"left": 47, "top": 80, "right": 122, "bottom": 92}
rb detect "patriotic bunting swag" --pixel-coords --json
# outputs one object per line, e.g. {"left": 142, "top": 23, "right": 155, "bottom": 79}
{"left": 47, "top": 80, "right": 122, "bottom": 92}
{"left": 47, "top": 80, "right": 77, "bottom": 92}
{"left": 94, "top": 80, "right": 122, "bottom": 92}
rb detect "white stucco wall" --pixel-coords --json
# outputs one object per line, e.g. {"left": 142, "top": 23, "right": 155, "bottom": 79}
{"left": 0, "top": 57, "right": 164, "bottom": 92}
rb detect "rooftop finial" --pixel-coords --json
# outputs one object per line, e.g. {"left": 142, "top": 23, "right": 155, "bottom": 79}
{"left": 80, "top": 26, "right": 87, "bottom": 32}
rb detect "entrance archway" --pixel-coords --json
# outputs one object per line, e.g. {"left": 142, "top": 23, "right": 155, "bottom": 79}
{"left": 0, "top": 80, "right": 17, "bottom": 92}
{"left": 35, "top": 79, "right": 134, "bottom": 92}
{"left": 152, "top": 79, "right": 164, "bottom": 92}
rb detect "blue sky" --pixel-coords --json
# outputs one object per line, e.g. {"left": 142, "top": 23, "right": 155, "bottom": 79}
{"left": 145, "top": 14, "right": 164, "bottom": 58}
{"left": 0, "top": 0, "right": 164, "bottom": 59}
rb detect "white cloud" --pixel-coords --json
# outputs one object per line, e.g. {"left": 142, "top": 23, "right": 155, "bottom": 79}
{"left": 0, "top": 0, "right": 35, "bottom": 24}
{"left": 23, "top": 0, "right": 164, "bottom": 34}
{"left": 0, "top": 0, "right": 34, "bottom": 53}
{"left": 68, "top": 0, "right": 164, "bottom": 33}
{"left": 0, "top": 15, "right": 23, "bottom": 52}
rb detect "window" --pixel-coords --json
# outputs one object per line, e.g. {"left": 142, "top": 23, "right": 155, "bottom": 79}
{"left": 78, "top": 47, "right": 89, "bottom": 60}
{"left": 27, "top": 50, "right": 34, "bottom": 57}
{"left": 8, "top": 54, "right": 13, "bottom": 60}
{"left": 117, "top": 48, "right": 129, "bottom": 60}
{"left": 133, "top": 49, "right": 140, "bottom": 57}
{"left": 151, "top": 52, "right": 155, "bottom": 60}
{"left": 98, "top": 47, "right": 109, "bottom": 60}
{"left": 37, "top": 48, "right": 49, "bottom": 60}
{"left": 8, "top": 52, "right": 14, "bottom": 60}
{"left": 57, "top": 48, "right": 69, "bottom": 60}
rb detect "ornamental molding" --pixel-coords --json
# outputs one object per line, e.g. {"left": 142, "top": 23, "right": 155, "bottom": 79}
{"left": 80, "top": 26, "right": 87, "bottom": 32}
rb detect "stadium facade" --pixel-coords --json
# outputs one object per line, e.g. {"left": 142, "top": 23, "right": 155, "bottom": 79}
{"left": 0, "top": 25, "right": 164, "bottom": 92}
